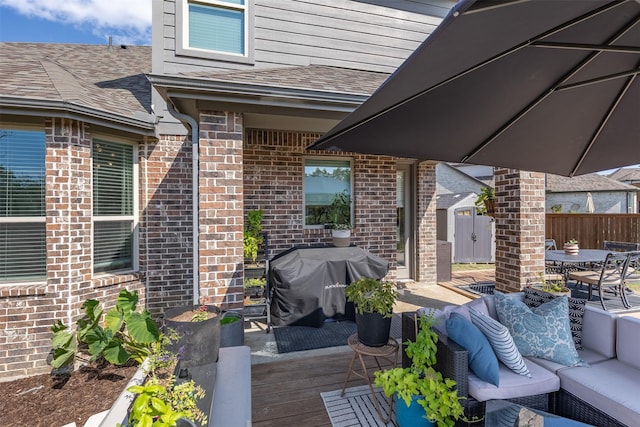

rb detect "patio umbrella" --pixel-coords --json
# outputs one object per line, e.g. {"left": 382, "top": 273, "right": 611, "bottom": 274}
{"left": 308, "top": 0, "right": 640, "bottom": 177}
{"left": 585, "top": 192, "right": 595, "bottom": 213}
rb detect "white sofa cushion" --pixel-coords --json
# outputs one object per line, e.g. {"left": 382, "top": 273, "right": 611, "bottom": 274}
{"left": 468, "top": 358, "right": 560, "bottom": 402}
{"left": 559, "top": 359, "right": 640, "bottom": 427}
{"left": 581, "top": 305, "right": 617, "bottom": 359}
{"left": 616, "top": 315, "right": 640, "bottom": 370}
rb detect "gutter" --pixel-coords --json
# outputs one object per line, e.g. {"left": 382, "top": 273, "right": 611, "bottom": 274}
{"left": 166, "top": 102, "right": 200, "bottom": 306}
{"left": 0, "top": 97, "right": 156, "bottom": 135}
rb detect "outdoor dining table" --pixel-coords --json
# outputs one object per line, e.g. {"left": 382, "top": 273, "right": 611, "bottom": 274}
{"left": 545, "top": 249, "right": 611, "bottom": 283}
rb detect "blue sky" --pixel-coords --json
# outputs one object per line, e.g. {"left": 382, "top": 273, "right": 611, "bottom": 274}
{"left": 0, "top": 0, "right": 151, "bottom": 45}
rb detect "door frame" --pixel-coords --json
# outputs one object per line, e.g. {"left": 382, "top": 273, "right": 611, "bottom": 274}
{"left": 396, "top": 162, "right": 416, "bottom": 280}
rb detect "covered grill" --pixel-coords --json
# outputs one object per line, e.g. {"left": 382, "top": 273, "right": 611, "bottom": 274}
{"left": 269, "top": 246, "right": 389, "bottom": 327}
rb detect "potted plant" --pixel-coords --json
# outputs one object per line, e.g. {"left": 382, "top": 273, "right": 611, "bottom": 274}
{"left": 244, "top": 209, "right": 264, "bottom": 266}
{"left": 328, "top": 190, "right": 352, "bottom": 247}
{"left": 564, "top": 239, "right": 579, "bottom": 255}
{"left": 531, "top": 272, "right": 571, "bottom": 297}
{"left": 345, "top": 277, "right": 397, "bottom": 347}
{"left": 374, "top": 312, "right": 465, "bottom": 427}
{"left": 474, "top": 186, "right": 495, "bottom": 217}
{"left": 164, "top": 304, "right": 221, "bottom": 368}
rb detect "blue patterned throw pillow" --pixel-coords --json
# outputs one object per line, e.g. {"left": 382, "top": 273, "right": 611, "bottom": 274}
{"left": 523, "top": 287, "right": 586, "bottom": 351}
{"left": 495, "top": 292, "right": 587, "bottom": 367}
{"left": 469, "top": 306, "right": 531, "bottom": 377}
{"left": 446, "top": 312, "right": 500, "bottom": 386}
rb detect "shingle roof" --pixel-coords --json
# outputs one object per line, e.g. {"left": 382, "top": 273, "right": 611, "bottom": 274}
{"left": 181, "top": 65, "right": 389, "bottom": 95}
{"left": 1, "top": 43, "right": 390, "bottom": 128}
{"left": 0, "top": 42, "right": 152, "bottom": 121}
{"left": 608, "top": 167, "right": 640, "bottom": 182}
{"left": 546, "top": 173, "right": 637, "bottom": 193}
{"left": 436, "top": 192, "right": 476, "bottom": 210}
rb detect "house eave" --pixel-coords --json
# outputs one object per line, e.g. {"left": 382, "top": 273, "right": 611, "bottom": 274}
{"left": 0, "top": 97, "right": 156, "bottom": 136}
{"left": 148, "top": 74, "right": 369, "bottom": 117}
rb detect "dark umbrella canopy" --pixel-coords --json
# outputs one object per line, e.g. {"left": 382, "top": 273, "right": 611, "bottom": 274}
{"left": 309, "top": 0, "right": 640, "bottom": 177}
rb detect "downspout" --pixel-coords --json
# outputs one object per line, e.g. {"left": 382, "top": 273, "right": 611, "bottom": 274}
{"left": 166, "top": 102, "right": 200, "bottom": 305}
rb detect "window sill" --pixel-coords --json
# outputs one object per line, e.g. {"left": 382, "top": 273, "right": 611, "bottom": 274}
{"left": 0, "top": 283, "right": 47, "bottom": 298}
{"left": 93, "top": 271, "right": 142, "bottom": 289}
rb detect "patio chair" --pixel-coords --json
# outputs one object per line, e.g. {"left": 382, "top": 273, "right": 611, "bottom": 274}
{"left": 603, "top": 241, "right": 640, "bottom": 252}
{"left": 544, "top": 239, "right": 564, "bottom": 281}
{"left": 569, "top": 252, "right": 630, "bottom": 311}
{"left": 545, "top": 239, "right": 557, "bottom": 250}
{"left": 621, "top": 251, "right": 640, "bottom": 309}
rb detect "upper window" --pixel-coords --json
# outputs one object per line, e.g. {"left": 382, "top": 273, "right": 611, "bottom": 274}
{"left": 178, "top": 0, "right": 254, "bottom": 63}
{"left": 92, "top": 139, "right": 137, "bottom": 274}
{"left": 0, "top": 129, "right": 46, "bottom": 283}
{"left": 304, "top": 158, "right": 352, "bottom": 228}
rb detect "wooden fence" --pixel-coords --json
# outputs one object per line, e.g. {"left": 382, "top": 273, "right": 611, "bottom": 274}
{"left": 546, "top": 214, "right": 640, "bottom": 250}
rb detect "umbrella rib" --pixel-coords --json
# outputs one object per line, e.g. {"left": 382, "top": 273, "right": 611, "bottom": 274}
{"left": 557, "top": 68, "right": 640, "bottom": 91}
{"left": 463, "top": 6, "right": 640, "bottom": 166}
{"left": 571, "top": 69, "right": 639, "bottom": 177}
{"left": 532, "top": 42, "right": 640, "bottom": 54}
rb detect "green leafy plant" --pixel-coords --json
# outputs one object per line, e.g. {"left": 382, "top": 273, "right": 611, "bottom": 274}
{"left": 50, "top": 289, "right": 160, "bottom": 369}
{"left": 474, "top": 186, "right": 495, "bottom": 216}
{"left": 374, "top": 312, "right": 466, "bottom": 427}
{"left": 565, "top": 239, "right": 579, "bottom": 245}
{"left": 535, "top": 272, "right": 570, "bottom": 293}
{"left": 345, "top": 277, "right": 397, "bottom": 318}
{"left": 244, "top": 277, "right": 266, "bottom": 288}
{"left": 244, "top": 209, "right": 264, "bottom": 263}
{"left": 328, "top": 190, "right": 352, "bottom": 229}
{"left": 190, "top": 305, "right": 210, "bottom": 322}
{"left": 126, "top": 330, "right": 207, "bottom": 427}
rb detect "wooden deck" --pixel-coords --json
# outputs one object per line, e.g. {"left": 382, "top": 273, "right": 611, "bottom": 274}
{"left": 250, "top": 270, "right": 489, "bottom": 426}
{"left": 251, "top": 349, "right": 397, "bottom": 426}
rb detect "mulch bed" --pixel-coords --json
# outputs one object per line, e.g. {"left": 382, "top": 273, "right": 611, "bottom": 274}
{"left": 0, "top": 362, "right": 138, "bottom": 427}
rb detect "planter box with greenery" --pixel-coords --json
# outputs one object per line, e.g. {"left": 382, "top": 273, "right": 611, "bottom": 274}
{"left": 345, "top": 277, "right": 397, "bottom": 347}
{"left": 50, "top": 290, "right": 211, "bottom": 427}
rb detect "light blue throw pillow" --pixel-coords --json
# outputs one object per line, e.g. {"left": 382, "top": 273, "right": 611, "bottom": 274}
{"left": 494, "top": 292, "right": 587, "bottom": 367}
{"left": 446, "top": 312, "right": 500, "bottom": 386}
{"left": 469, "top": 306, "right": 531, "bottom": 377}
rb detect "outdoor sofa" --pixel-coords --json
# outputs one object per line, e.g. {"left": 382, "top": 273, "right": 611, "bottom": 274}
{"left": 402, "top": 291, "right": 640, "bottom": 426}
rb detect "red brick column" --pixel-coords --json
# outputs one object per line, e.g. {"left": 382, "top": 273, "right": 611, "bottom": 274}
{"left": 198, "top": 111, "right": 244, "bottom": 309}
{"left": 494, "top": 168, "right": 546, "bottom": 292}
{"left": 416, "top": 161, "right": 437, "bottom": 283}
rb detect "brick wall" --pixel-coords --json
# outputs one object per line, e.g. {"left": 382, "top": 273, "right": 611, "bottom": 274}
{"left": 0, "top": 119, "right": 145, "bottom": 380}
{"left": 198, "top": 112, "right": 245, "bottom": 310}
{"left": 494, "top": 168, "right": 546, "bottom": 292}
{"left": 416, "top": 161, "right": 438, "bottom": 283}
{"left": 243, "top": 129, "right": 398, "bottom": 276}
{"left": 140, "top": 134, "right": 195, "bottom": 316}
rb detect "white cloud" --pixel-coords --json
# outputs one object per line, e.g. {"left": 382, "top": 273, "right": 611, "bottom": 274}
{"left": 0, "top": 0, "right": 152, "bottom": 45}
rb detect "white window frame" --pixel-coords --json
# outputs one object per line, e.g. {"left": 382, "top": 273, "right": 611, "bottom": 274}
{"left": 91, "top": 136, "right": 139, "bottom": 276}
{"left": 0, "top": 126, "right": 46, "bottom": 285}
{"left": 176, "top": 0, "right": 255, "bottom": 64}
{"left": 303, "top": 156, "right": 354, "bottom": 230}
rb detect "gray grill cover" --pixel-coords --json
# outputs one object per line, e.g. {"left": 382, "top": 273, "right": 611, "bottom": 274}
{"left": 269, "top": 246, "right": 389, "bottom": 327}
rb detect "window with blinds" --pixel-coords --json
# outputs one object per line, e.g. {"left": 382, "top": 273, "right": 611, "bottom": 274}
{"left": 0, "top": 129, "right": 46, "bottom": 282}
{"left": 303, "top": 158, "right": 352, "bottom": 227}
{"left": 188, "top": 0, "right": 246, "bottom": 55}
{"left": 92, "top": 139, "right": 135, "bottom": 273}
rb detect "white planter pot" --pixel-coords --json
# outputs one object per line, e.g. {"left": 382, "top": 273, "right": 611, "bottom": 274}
{"left": 332, "top": 229, "right": 351, "bottom": 247}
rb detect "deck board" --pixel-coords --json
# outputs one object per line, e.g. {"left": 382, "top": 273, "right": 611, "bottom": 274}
{"left": 251, "top": 347, "right": 397, "bottom": 426}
